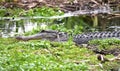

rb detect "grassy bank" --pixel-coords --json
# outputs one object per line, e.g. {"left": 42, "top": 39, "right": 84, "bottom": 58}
{"left": 0, "top": 38, "right": 120, "bottom": 71}
{"left": 0, "top": 38, "right": 94, "bottom": 70}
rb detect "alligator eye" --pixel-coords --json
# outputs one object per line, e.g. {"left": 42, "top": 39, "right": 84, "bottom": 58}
{"left": 58, "top": 32, "right": 67, "bottom": 37}
{"left": 58, "top": 33, "right": 62, "bottom": 36}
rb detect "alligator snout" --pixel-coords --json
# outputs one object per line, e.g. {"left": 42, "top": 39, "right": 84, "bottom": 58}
{"left": 16, "top": 36, "right": 29, "bottom": 41}
{"left": 15, "top": 30, "right": 69, "bottom": 42}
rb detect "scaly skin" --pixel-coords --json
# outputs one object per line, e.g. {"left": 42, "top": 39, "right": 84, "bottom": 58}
{"left": 73, "top": 31, "right": 120, "bottom": 44}
{"left": 16, "top": 30, "right": 120, "bottom": 44}
{"left": 16, "top": 30, "right": 68, "bottom": 42}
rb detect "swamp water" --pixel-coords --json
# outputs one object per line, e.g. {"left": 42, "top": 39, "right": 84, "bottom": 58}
{"left": 0, "top": 19, "right": 38, "bottom": 37}
{"left": 0, "top": 14, "right": 120, "bottom": 38}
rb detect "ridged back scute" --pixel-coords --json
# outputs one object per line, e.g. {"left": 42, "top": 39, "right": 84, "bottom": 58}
{"left": 73, "top": 31, "right": 120, "bottom": 44}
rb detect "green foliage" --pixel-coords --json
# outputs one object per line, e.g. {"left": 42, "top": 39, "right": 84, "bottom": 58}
{"left": 0, "top": 7, "right": 63, "bottom": 17}
{"left": 0, "top": 37, "right": 119, "bottom": 70}
{"left": 20, "top": 40, "right": 52, "bottom": 49}
{"left": 33, "top": 7, "right": 63, "bottom": 17}
{"left": 0, "top": 38, "right": 92, "bottom": 71}
{"left": 90, "top": 38, "right": 120, "bottom": 45}
{"left": 63, "top": 16, "right": 93, "bottom": 32}
{"left": 89, "top": 38, "right": 120, "bottom": 50}
{"left": 0, "top": 8, "right": 6, "bottom": 17}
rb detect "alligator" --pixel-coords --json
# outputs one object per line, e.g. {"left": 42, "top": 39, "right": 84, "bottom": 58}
{"left": 16, "top": 30, "right": 120, "bottom": 44}
{"left": 16, "top": 30, "right": 120, "bottom": 55}
{"left": 73, "top": 31, "right": 120, "bottom": 44}
{"left": 16, "top": 30, "right": 68, "bottom": 42}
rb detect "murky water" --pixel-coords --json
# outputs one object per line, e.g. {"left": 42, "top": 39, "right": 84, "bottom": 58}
{"left": 0, "top": 19, "right": 39, "bottom": 37}
{"left": 0, "top": 15, "right": 120, "bottom": 38}
{"left": 0, "top": 2, "right": 119, "bottom": 37}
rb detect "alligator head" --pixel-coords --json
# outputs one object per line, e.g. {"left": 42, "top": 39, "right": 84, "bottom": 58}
{"left": 16, "top": 30, "right": 68, "bottom": 42}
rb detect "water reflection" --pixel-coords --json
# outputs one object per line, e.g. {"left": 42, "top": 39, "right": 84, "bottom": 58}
{"left": 0, "top": 16, "right": 120, "bottom": 38}
{"left": 0, "top": 19, "right": 38, "bottom": 37}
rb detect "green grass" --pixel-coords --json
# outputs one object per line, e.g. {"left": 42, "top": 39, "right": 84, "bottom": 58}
{"left": 0, "top": 38, "right": 120, "bottom": 71}
{"left": 0, "top": 38, "right": 100, "bottom": 71}
{"left": 89, "top": 38, "right": 120, "bottom": 50}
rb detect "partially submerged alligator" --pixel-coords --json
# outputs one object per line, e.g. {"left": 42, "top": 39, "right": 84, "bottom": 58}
{"left": 16, "top": 30, "right": 120, "bottom": 44}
